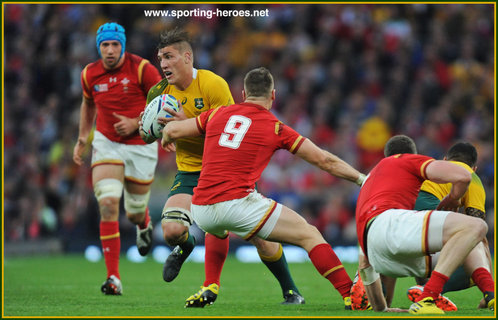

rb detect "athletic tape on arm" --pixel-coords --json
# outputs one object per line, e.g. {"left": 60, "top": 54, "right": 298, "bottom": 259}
{"left": 359, "top": 265, "right": 380, "bottom": 286}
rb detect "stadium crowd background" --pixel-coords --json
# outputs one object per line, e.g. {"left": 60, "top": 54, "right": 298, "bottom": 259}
{"left": 3, "top": 3, "right": 494, "bottom": 253}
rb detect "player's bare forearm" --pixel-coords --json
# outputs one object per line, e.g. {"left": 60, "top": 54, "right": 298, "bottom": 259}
{"left": 427, "top": 161, "right": 471, "bottom": 192}
{"left": 322, "top": 150, "right": 365, "bottom": 185}
{"left": 358, "top": 254, "right": 387, "bottom": 311}
{"left": 296, "top": 139, "right": 364, "bottom": 185}
{"left": 364, "top": 279, "right": 388, "bottom": 311}
{"left": 78, "top": 97, "right": 97, "bottom": 141}
{"left": 73, "top": 97, "right": 96, "bottom": 165}
{"left": 380, "top": 274, "right": 396, "bottom": 307}
{"left": 162, "top": 118, "right": 200, "bottom": 140}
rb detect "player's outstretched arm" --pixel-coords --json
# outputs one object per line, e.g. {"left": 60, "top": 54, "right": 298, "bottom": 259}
{"left": 161, "top": 118, "right": 200, "bottom": 148}
{"left": 295, "top": 139, "right": 365, "bottom": 186}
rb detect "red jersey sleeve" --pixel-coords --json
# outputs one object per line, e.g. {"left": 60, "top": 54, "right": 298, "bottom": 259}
{"left": 394, "top": 153, "right": 435, "bottom": 179}
{"left": 276, "top": 121, "right": 305, "bottom": 154}
{"left": 81, "top": 65, "right": 92, "bottom": 99}
{"left": 196, "top": 107, "right": 219, "bottom": 134}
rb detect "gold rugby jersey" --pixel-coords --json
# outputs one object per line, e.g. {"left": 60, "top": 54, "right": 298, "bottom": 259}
{"left": 420, "top": 160, "right": 485, "bottom": 212}
{"left": 147, "top": 68, "right": 234, "bottom": 171}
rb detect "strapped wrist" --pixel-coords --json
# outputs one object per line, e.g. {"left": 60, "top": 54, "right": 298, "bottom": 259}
{"left": 356, "top": 173, "right": 366, "bottom": 186}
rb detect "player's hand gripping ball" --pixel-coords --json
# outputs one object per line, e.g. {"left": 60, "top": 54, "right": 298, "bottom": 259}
{"left": 141, "top": 94, "right": 179, "bottom": 141}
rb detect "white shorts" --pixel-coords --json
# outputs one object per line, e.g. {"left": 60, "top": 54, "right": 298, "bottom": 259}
{"left": 366, "top": 209, "right": 450, "bottom": 278}
{"left": 191, "top": 191, "right": 282, "bottom": 240}
{"left": 91, "top": 131, "right": 158, "bottom": 183}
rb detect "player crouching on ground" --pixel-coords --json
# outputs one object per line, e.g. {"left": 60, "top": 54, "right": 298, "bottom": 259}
{"left": 354, "top": 135, "right": 494, "bottom": 314}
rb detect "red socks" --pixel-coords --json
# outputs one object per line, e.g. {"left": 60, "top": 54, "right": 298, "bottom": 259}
{"left": 138, "top": 207, "right": 150, "bottom": 230}
{"left": 100, "top": 221, "right": 120, "bottom": 279}
{"left": 471, "top": 267, "right": 495, "bottom": 293}
{"left": 308, "top": 243, "right": 352, "bottom": 298}
{"left": 417, "top": 271, "right": 449, "bottom": 301}
{"left": 203, "top": 233, "right": 229, "bottom": 287}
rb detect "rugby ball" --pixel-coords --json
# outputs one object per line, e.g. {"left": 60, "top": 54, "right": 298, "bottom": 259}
{"left": 141, "top": 94, "right": 179, "bottom": 141}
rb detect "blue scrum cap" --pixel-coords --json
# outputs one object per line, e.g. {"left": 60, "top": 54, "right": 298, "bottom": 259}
{"left": 96, "top": 22, "right": 126, "bottom": 58}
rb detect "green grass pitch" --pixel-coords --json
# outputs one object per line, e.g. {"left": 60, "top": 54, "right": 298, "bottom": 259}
{"left": 3, "top": 254, "right": 495, "bottom": 318}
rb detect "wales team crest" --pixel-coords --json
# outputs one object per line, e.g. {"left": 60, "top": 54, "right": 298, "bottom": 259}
{"left": 194, "top": 98, "right": 204, "bottom": 109}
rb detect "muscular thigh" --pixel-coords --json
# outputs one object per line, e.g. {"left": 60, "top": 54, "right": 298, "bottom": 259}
{"left": 267, "top": 205, "right": 324, "bottom": 251}
{"left": 92, "top": 164, "right": 124, "bottom": 185}
{"left": 164, "top": 193, "right": 193, "bottom": 211}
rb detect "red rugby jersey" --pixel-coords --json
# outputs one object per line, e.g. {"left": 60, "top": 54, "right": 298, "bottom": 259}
{"left": 81, "top": 52, "right": 162, "bottom": 144}
{"left": 192, "top": 102, "right": 305, "bottom": 205}
{"left": 355, "top": 153, "right": 434, "bottom": 253}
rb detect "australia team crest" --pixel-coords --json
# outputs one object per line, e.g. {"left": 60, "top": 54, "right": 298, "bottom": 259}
{"left": 194, "top": 98, "right": 204, "bottom": 109}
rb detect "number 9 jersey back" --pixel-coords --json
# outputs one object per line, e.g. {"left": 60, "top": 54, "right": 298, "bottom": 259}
{"left": 192, "top": 102, "right": 306, "bottom": 205}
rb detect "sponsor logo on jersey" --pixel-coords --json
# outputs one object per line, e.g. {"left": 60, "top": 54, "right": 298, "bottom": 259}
{"left": 109, "top": 77, "right": 117, "bottom": 83}
{"left": 194, "top": 98, "right": 204, "bottom": 109}
{"left": 94, "top": 83, "right": 108, "bottom": 92}
{"left": 181, "top": 97, "right": 187, "bottom": 105}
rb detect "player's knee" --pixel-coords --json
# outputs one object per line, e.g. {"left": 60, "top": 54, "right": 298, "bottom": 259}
{"left": 124, "top": 190, "right": 150, "bottom": 215}
{"left": 161, "top": 209, "right": 190, "bottom": 245}
{"left": 471, "top": 218, "right": 488, "bottom": 240}
{"left": 94, "top": 179, "right": 123, "bottom": 220}
{"left": 305, "top": 223, "right": 322, "bottom": 239}
{"left": 99, "top": 197, "right": 120, "bottom": 220}
{"left": 162, "top": 225, "right": 188, "bottom": 246}
{"left": 294, "top": 223, "right": 324, "bottom": 250}
{"left": 252, "top": 238, "right": 280, "bottom": 256}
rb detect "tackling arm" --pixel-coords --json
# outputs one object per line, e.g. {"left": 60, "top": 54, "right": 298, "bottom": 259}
{"left": 295, "top": 139, "right": 365, "bottom": 185}
{"left": 161, "top": 118, "right": 201, "bottom": 148}
{"left": 425, "top": 161, "right": 471, "bottom": 211}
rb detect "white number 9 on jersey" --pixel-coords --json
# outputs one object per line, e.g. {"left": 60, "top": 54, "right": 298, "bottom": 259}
{"left": 218, "top": 115, "right": 252, "bottom": 149}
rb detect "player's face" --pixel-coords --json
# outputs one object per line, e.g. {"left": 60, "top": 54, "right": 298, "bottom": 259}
{"left": 157, "top": 45, "right": 190, "bottom": 87}
{"left": 100, "top": 40, "right": 122, "bottom": 69}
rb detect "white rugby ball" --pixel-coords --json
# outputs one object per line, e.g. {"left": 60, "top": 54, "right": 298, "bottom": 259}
{"left": 141, "top": 94, "right": 179, "bottom": 141}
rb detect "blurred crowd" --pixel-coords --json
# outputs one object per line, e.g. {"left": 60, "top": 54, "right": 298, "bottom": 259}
{"left": 4, "top": 4, "right": 494, "bottom": 250}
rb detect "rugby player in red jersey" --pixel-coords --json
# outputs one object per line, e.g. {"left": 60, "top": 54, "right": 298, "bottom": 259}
{"left": 73, "top": 22, "right": 162, "bottom": 295}
{"left": 354, "top": 135, "right": 494, "bottom": 314}
{"left": 161, "top": 67, "right": 367, "bottom": 309}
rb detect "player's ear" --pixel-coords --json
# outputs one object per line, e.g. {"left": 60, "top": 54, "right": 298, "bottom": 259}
{"left": 472, "top": 165, "right": 477, "bottom": 171}
{"left": 242, "top": 90, "right": 246, "bottom": 100}
{"left": 184, "top": 51, "right": 192, "bottom": 64}
{"left": 271, "top": 89, "right": 275, "bottom": 101}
